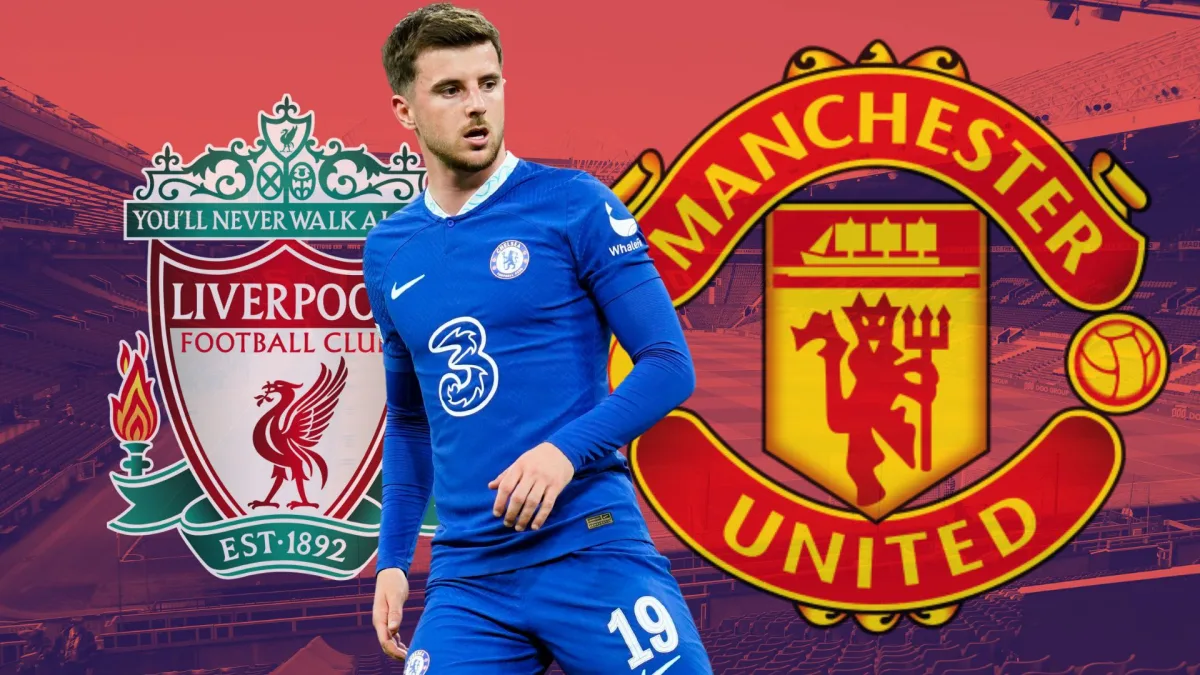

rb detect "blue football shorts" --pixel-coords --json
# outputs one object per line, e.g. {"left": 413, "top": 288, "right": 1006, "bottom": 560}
{"left": 402, "top": 538, "right": 714, "bottom": 675}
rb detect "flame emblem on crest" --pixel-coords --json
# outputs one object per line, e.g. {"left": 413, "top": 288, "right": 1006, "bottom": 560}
{"left": 108, "top": 331, "right": 162, "bottom": 475}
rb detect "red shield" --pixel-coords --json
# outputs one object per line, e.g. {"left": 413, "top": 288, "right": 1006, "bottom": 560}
{"left": 148, "top": 240, "right": 384, "bottom": 521}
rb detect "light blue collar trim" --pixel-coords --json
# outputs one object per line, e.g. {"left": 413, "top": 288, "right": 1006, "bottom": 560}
{"left": 424, "top": 151, "right": 519, "bottom": 219}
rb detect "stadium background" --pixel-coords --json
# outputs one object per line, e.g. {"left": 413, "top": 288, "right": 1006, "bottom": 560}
{"left": 2, "top": 1, "right": 1200, "bottom": 673}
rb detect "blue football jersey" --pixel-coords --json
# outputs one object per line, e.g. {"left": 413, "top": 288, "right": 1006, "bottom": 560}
{"left": 363, "top": 158, "right": 661, "bottom": 580}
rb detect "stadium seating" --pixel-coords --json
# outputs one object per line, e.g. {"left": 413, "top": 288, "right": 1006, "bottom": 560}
{"left": 52, "top": 257, "right": 148, "bottom": 304}
{"left": 141, "top": 662, "right": 278, "bottom": 667}
{"left": 3, "top": 90, "right": 1200, "bottom": 675}
{"left": 725, "top": 264, "right": 764, "bottom": 306}
{"left": 990, "top": 307, "right": 1057, "bottom": 332}
{"left": 990, "top": 342, "right": 1030, "bottom": 362}
{"left": 0, "top": 364, "right": 58, "bottom": 402}
{"left": 0, "top": 265, "right": 122, "bottom": 318}
{"left": 541, "top": 564, "right": 1184, "bottom": 675}
{"left": 1149, "top": 317, "right": 1200, "bottom": 352}
{"left": 683, "top": 305, "right": 749, "bottom": 331}
{"left": 0, "top": 468, "right": 46, "bottom": 514}
{"left": 990, "top": 348, "right": 1063, "bottom": 381}
{"left": 991, "top": 278, "right": 1035, "bottom": 304}
{"left": 0, "top": 257, "right": 144, "bottom": 525}
{"left": 1172, "top": 369, "right": 1200, "bottom": 387}
{"left": 648, "top": 564, "right": 1193, "bottom": 675}
{"left": 1025, "top": 310, "right": 1092, "bottom": 337}
{"left": 61, "top": 509, "right": 1198, "bottom": 674}
{"left": 95, "top": 569, "right": 1197, "bottom": 674}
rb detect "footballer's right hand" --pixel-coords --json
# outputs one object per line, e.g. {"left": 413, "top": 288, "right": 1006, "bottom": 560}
{"left": 373, "top": 568, "right": 410, "bottom": 661}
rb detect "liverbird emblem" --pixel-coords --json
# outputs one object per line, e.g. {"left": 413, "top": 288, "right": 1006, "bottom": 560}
{"left": 249, "top": 357, "right": 349, "bottom": 510}
{"left": 279, "top": 125, "right": 298, "bottom": 153}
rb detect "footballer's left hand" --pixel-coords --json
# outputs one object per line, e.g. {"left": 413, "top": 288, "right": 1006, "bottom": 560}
{"left": 489, "top": 442, "right": 575, "bottom": 532}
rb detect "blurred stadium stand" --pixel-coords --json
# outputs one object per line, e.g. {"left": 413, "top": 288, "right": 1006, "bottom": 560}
{"left": 3, "top": 543, "right": 1199, "bottom": 673}
{"left": 2, "top": 23, "right": 1200, "bottom": 671}
{"left": 1044, "top": 0, "right": 1200, "bottom": 23}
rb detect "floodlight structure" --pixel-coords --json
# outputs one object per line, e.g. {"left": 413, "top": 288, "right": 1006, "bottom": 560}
{"left": 1046, "top": 0, "right": 1200, "bottom": 21}
{"left": 990, "top": 25, "right": 1200, "bottom": 131}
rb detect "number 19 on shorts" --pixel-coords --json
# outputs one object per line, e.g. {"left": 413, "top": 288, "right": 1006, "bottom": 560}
{"left": 608, "top": 595, "right": 679, "bottom": 670}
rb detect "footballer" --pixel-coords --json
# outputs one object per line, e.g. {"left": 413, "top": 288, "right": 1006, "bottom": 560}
{"left": 364, "top": 4, "right": 713, "bottom": 674}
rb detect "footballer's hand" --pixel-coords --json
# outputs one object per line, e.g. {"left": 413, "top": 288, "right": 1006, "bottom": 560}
{"left": 489, "top": 442, "right": 575, "bottom": 532}
{"left": 373, "top": 568, "right": 410, "bottom": 662}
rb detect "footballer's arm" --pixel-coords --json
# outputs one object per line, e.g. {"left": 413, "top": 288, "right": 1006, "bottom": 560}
{"left": 372, "top": 357, "right": 433, "bottom": 661}
{"left": 546, "top": 277, "right": 694, "bottom": 468}
{"left": 491, "top": 173, "right": 695, "bottom": 532}
{"left": 364, "top": 245, "right": 433, "bottom": 661}
{"left": 377, "top": 357, "right": 434, "bottom": 576}
{"left": 549, "top": 171, "right": 696, "bottom": 469}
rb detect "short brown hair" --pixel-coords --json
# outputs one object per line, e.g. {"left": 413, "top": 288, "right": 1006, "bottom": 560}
{"left": 382, "top": 3, "right": 503, "bottom": 96}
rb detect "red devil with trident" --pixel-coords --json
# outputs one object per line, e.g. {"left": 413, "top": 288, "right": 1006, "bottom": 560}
{"left": 792, "top": 293, "right": 949, "bottom": 507}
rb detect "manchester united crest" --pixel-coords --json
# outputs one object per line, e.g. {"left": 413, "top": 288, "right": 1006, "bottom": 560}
{"left": 607, "top": 40, "right": 1170, "bottom": 631}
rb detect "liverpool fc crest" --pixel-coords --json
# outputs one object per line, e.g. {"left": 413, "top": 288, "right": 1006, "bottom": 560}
{"left": 107, "top": 96, "right": 438, "bottom": 580}
{"left": 107, "top": 243, "right": 388, "bottom": 579}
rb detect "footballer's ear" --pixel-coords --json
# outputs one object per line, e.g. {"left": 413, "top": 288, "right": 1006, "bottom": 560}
{"left": 391, "top": 94, "right": 417, "bottom": 131}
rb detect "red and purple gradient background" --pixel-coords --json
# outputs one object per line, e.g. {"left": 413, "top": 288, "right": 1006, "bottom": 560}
{"left": 1, "top": 1, "right": 1197, "bottom": 672}
{"left": 0, "top": 0, "right": 1182, "bottom": 163}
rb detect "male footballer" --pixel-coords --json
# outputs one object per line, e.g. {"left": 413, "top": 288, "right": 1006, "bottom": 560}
{"left": 364, "top": 4, "right": 713, "bottom": 674}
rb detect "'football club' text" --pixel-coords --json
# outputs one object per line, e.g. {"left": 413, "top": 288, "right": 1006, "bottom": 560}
{"left": 177, "top": 330, "right": 381, "bottom": 354}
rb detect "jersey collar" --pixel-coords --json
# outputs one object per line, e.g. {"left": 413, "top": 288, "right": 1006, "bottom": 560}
{"left": 423, "top": 151, "right": 520, "bottom": 219}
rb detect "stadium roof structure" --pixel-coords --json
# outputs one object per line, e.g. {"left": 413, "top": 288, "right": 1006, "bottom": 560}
{"left": 1, "top": 26, "right": 1196, "bottom": 237}
{"left": 1045, "top": 0, "right": 1200, "bottom": 22}
{"left": 0, "top": 77, "right": 149, "bottom": 186}
{"left": 0, "top": 156, "right": 127, "bottom": 235}
{"left": 809, "top": 26, "right": 1200, "bottom": 188}
{"left": 0, "top": 76, "right": 148, "bottom": 236}
{"left": 989, "top": 24, "right": 1200, "bottom": 140}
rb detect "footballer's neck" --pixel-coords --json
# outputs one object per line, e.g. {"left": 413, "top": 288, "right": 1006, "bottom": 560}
{"left": 426, "top": 145, "right": 509, "bottom": 217}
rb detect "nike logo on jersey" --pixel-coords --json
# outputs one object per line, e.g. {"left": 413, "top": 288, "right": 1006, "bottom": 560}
{"left": 643, "top": 655, "right": 681, "bottom": 675}
{"left": 606, "top": 202, "right": 639, "bottom": 237}
{"left": 391, "top": 274, "right": 425, "bottom": 300}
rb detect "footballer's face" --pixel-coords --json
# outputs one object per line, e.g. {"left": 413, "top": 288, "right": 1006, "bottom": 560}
{"left": 394, "top": 42, "right": 505, "bottom": 174}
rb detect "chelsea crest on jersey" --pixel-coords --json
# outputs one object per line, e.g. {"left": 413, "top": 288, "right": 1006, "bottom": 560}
{"left": 490, "top": 239, "right": 530, "bottom": 280}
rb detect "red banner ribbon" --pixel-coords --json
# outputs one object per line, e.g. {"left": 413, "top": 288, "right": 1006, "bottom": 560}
{"left": 631, "top": 409, "right": 1122, "bottom": 611}
{"left": 630, "top": 68, "right": 1145, "bottom": 312}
